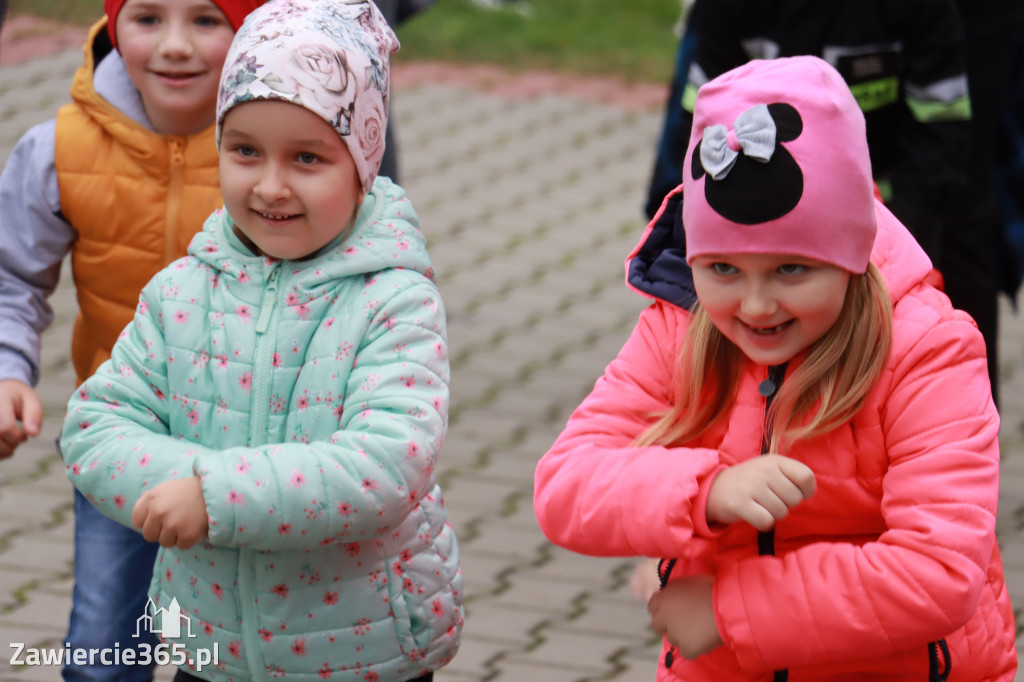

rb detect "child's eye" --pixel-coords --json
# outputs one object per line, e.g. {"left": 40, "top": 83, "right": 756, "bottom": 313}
{"left": 296, "top": 152, "right": 320, "bottom": 165}
{"left": 235, "top": 145, "right": 257, "bottom": 158}
{"left": 195, "top": 14, "right": 226, "bottom": 28}
{"left": 778, "top": 263, "right": 806, "bottom": 275}
{"left": 134, "top": 14, "right": 160, "bottom": 26}
{"left": 712, "top": 262, "right": 737, "bottom": 275}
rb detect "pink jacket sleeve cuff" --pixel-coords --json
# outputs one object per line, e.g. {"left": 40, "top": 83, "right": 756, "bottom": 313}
{"left": 690, "top": 462, "right": 730, "bottom": 539}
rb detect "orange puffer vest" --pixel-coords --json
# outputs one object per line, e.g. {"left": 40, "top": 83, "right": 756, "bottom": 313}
{"left": 55, "top": 19, "right": 222, "bottom": 384}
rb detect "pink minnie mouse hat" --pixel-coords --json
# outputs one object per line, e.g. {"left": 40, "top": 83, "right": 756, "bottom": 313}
{"left": 683, "top": 56, "right": 878, "bottom": 274}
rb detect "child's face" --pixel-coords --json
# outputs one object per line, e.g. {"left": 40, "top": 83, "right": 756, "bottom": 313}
{"left": 691, "top": 253, "right": 851, "bottom": 366}
{"left": 219, "top": 100, "right": 363, "bottom": 261}
{"left": 116, "top": 0, "right": 235, "bottom": 136}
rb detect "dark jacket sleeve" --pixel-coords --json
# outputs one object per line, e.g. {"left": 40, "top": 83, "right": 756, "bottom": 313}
{"left": 880, "top": 0, "right": 971, "bottom": 245}
{"left": 645, "top": 0, "right": 749, "bottom": 219}
{"left": 656, "top": 0, "right": 971, "bottom": 254}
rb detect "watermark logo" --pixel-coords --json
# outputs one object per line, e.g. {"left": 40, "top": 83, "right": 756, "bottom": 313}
{"left": 10, "top": 597, "right": 218, "bottom": 671}
{"left": 135, "top": 597, "right": 194, "bottom": 639}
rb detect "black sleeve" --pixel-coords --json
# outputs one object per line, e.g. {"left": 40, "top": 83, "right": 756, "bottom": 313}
{"left": 644, "top": 0, "right": 749, "bottom": 218}
{"left": 881, "top": 0, "right": 971, "bottom": 246}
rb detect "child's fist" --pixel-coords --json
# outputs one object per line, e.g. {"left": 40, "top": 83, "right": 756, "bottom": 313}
{"left": 648, "top": 574, "right": 722, "bottom": 660}
{"left": 706, "top": 454, "right": 816, "bottom": 531}
{"left": 132, "top": 476, "right": 209, "bottom": 549}
{"left": 0, "top": 380, "right": 43, "bottom": 459}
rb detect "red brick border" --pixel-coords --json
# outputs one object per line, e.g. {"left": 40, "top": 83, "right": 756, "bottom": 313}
{"left": 0, "top": 15, "right": 90, "bottom": 66}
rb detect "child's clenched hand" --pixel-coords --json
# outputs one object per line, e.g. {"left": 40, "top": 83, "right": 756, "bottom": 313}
{"left": 132, "top": 475, "right": 209, "bottom": 549}
{"left": 707, "top": 454, "right": 816, "bottom": 531}
{"left": 648, "top": 574, "right": 722, "bottom": 660}
{"left": 0, "top": 380, "right": 42, "bottom": 459}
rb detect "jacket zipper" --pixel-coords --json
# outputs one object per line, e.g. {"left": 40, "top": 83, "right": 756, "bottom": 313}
{"left": 165, "top": 137, "right": 185, "bottom": 264}
{"left": 657, "top": 558, "right": 680, "bottom": 669}
{"left": 757, "top": 363, "right": 787, "bottom": 556}
{"left": 661, "top": 364, "right": 950, "bottom": 679}
{"left": 659, "top": 364, "right": 791, "bottom": 674}
{"left": 759, "top": 364, "right": 788, "bottom": 682}
{"left": 239, "top": 264, "right": 280, "bottom": 681}
{"left": 928, "top": 638, "right": 951, "bottom": 681}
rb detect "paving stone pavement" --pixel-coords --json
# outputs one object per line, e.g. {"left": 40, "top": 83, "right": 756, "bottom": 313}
{"left": 1, "top": 49, "right": 1024, "bottom": 681}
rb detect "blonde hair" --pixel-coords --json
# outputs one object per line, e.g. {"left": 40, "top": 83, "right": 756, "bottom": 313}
{"left": 635, "top": 263, "right": 893, "bottom": 453}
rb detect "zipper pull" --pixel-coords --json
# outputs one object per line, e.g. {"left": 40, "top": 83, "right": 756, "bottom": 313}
{"left": 169, "top": 137, "right": 185, "bottom": 165}
{"left": 255, "top": 267, "right": 279, "bottom": 333}
{"left": 657, "top": 558, "right": 676, "bottom": 589}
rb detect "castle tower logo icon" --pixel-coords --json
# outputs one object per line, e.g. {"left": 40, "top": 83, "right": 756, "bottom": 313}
{"left": 133, "top": 597, "right": 194, "bottom": 639}
{"left": 10, "top": 596, "right": 218, "bottom": 671}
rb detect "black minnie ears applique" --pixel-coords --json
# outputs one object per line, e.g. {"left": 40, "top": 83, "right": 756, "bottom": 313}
{"left": 691, "top": 102, "right": 804, "bottom": 225}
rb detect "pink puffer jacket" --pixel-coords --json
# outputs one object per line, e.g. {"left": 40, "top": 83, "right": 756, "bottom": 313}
{"left": 533, "top": 190, "right": 1017, "bottom": 681}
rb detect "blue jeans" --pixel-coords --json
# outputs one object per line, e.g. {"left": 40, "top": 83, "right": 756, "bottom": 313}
{"left": 63, "top": 488, "right": 160, "bottom": 682}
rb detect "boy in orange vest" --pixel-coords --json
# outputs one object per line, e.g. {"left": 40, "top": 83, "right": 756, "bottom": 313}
{"left": 0, "top": 0, "right": 261, "bottom": 679}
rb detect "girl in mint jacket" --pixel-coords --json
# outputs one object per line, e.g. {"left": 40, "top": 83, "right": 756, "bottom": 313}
{"left": 61, "top": 2, "right": 462, "bottom": 680}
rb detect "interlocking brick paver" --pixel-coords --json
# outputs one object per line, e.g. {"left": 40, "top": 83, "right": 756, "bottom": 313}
{"left": 435, "top": 635, "right": 509, "bottom": 680}
{"left": 0, "top": 536, "right": 74, "bottom": 575}
{"left": 1, "top": 591, "right": 72, "bottom": 630}
{"left": 453, "top": 553, "right": 521, "bottom": 600}
{"left": 460, "top": 603, "right": 549, "bottom": 647}
{"left": 458, "top": 522, "right": 548, "bottom": 562}
{"left": 561, "top": 597, "right": 658, "bottom": 640}
{"left": 505, "top": 627, "right": 632, "bottom": 677}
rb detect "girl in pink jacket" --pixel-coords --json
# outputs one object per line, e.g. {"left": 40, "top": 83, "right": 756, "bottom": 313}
{"left": 533, "top": 56, "right": 1017, "bottom": 681}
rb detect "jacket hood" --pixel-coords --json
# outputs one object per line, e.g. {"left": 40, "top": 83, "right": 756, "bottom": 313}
{"left": 93, "top": 43, "right": 152, "bottom": 130}
{"left": 626, "top": 184, "right": 936, "bottom": 309}
{"left": 79, "top": 19, "right": 154, "bottom": 132}
{"left": 188, "top": 177, "right": 434, "bottom": 287}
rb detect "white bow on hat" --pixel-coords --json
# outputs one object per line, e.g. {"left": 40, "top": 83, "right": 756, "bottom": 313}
{"left": 700, "top": 104, "right": 777, "bottom": 180}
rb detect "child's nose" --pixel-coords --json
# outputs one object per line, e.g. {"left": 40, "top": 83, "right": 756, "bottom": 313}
{"left": 740, "top": 285, "right": 777, "bottom": 317}
{"left": 159, "top": 25, "right": 196, "bottom": 59}
{"left": 254, "top": 166, "right": 291, "bottom": 202}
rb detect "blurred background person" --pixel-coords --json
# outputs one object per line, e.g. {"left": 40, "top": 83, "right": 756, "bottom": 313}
{"left": 374, "top": 0, "right": 435, "bottom": 183}
{"left": 644, "top": 0, "right": 1024, "bottom": 404}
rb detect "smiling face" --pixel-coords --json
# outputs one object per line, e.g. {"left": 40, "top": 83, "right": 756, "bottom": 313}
{"left": 115, "top": 0, "right": 235, "bottom": 136}
{"left": 219, "top": 99, "right": 363, "bottom": 261}
{"left": 691, "top": 253, "right": 852, "bottom": 366}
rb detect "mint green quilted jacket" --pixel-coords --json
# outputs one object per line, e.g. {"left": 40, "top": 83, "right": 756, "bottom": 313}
{"left": 62, "top": 178, "right": 462, "bottom": 681}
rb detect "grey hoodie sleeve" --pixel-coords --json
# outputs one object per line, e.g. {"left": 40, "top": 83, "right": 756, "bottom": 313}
{"left": 0, "top": 120, "right": 74, "bottom": 386}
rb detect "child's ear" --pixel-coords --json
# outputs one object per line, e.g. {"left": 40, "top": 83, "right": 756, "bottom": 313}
{"left": 690, "top": 141, "right": 707, "bottom": 180}
{"left": 768, "top": 103, "right": 803, "bottom": 142}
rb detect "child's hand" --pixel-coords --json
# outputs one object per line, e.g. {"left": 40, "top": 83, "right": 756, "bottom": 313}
{"left": 630, "top": 557, "right": 662, "bottom": 602}
{"left": 647, "top": 574, "right": 722, "bottom": 660}
{"left": 707, "top": 454, "right": 816, "bottom": 531}
{"left": 132, "top": 476, "right": 209, "bottom": 549}
{"left": 0, "top": 380, "right": 43, "bottom": 460}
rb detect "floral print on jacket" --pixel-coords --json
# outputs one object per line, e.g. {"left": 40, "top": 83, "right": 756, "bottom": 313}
{"left": 62, "top": 178, "right": 463, "bottom": 681}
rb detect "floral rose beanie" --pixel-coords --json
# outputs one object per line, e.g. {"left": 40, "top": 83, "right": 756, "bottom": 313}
{"left": 217, "top": 0, "right": 399, "bottom": 195}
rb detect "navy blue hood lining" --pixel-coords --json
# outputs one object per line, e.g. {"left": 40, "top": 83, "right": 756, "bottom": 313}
{"left": 627, "top": 190, "right": 698, "bottom": 309}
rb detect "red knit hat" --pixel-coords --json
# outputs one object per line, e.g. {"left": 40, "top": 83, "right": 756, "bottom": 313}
{"left": 104, "top": 0, "right": 264, "bottom": 50}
